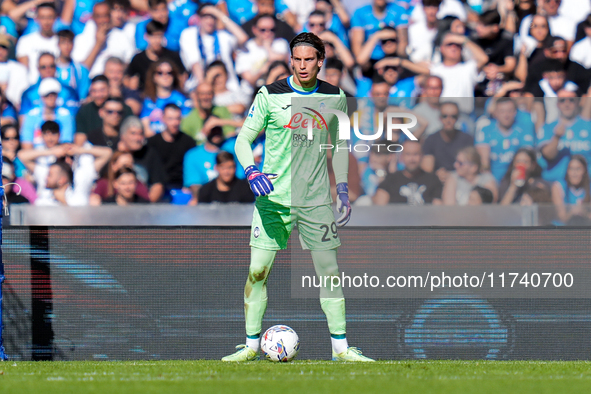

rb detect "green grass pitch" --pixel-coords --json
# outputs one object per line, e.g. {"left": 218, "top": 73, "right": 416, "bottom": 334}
{"left": 2, "top": 360, "right": 591, "bottom": 393}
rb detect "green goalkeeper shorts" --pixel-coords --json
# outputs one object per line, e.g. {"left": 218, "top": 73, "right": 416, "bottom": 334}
{"left": 250, "top": 197, "right": 341, "bottom": 251}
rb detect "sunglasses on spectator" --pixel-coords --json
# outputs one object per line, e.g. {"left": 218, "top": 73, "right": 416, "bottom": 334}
{"left": 558, "top": 98, "right": 577, "bottom": 103}
{"left": 531, "top": 24, "right": 548, "bottom": 29}
{"left": 258, "top": 28, "right": 275, "bottom": 33}
{"left": 441, "top": 113, "right": 459, "bottom": 119}
{"left": 105, "top": 109, "right": 123, "bottom": 115}
{"left": 40, "top": 64, "right": 56, "bottom": 70}
{"left": 2, "top": 136, "right": 18, "bottom": 141}
{"left": 443, "top": 42, "right": 462, "bottom": 48}
{"left": 156, "top": 70, "right": 173, "bottom": 76}
{"left": 381, "top": 38, "right": 397, "bottom": 44}
{"left": 309, "top": 23, "right": 325, "bottom": 28}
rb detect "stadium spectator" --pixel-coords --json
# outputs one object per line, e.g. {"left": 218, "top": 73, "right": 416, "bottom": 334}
{"left": 519, "top": 0, "right": 576, "bottom": 46}
{"left": 56, "top": 30, "right": 91, "bottom": 102}
{"left": 535, "top": 59, "right": 577, "bottom": 98}
{"left": 421, "top": 102, "right": 474, "bottom": 183}
{"left": 552, "top": 155, "right": 591, "bottom": 223}
{"left": 91, "top": 150, "right": 150, "bottom": 202}
{"left": 407, "top": 0, "right": 440, "bottom": 63}
{"left": 498, "top": 147, "right": 546, "bottom": 204}
{"left": 101, "top": 166, "right": 150, "bottom": 205}
{"left": 350, "top": 0, "right": 408, "bottom": 61}
{"left": 235, "top": 14, "right": 290, "bottom": 93}
{"left": 75, "top": 75, "right": 133, "bottom": 144}
{"left": 442, "top": 146, "right": 497, "bottom": 205}
{"left": 373, "top": 140, "right": 443, "bottom": 205}
{"left": 181, "top": 82, "right": 240, "bottom": 144}
{"left": 0, "top": 87, "right": 17, "bottom": 126}
{"left": 117, "top": 116, "right": 167, "bottom": 202}
{"left": 413, "top": 76, "right": 443, "bottom": 138}
{"left": 323, "top": 58, "right": 355, "bottom": 104}
{"left": 239, "top": 0, "right": 297, "bottom": 41}
{"left": 183, "top": 125, "right": 237, "bottom": 204}
{"left": 410, "top": 0, "right": 467, "bottom": 25}
{"left": 72, "top": 1, "right": 135, "bottom": 77}
{"left": 134, "top": 0, "right": 176, "bottom": 51}
{"left": 197, "top": 151, "right": 255, "bottom": 203}
{"left": 311, "top": 0, "right": 350, "bottom": 47}
{"left": 107, "top": 0, "right": 135, "bottom": 44}
{"left": 179, "top": 4, "right": 248, "bottom": 92}
{"left": 304, "top": 11, "right": 354, "bottom": 72}
{"left": 474, "top": 9, "right": 516, "bottom": 97}
{"left": 147, "top": 103, "right": 196, "bottom": 190}
{"left": 263, "top": 60, "right": 291, "bottom": 85}
{"left": 428, "top": 32, "right": 489, "bottom": 112}
{"left": 127, "top": 20, "right": 186, "bottom": 91}
{"left": 515, "top": 14, "right": 549, "bottom": 75}
{"left": 36, "top": 157, "right": 96, "bottom": 206}
{"left": 476, "top": 97, "right": 535, "bottom": 182}
{"left": 1, "top": 124, "right": 36, "bottom": 202}
{"left": 19, "top": 53, "right": 80, "bottom": 119}
{"left": 103, "top": 56, "right": 142, "bottom": 115}
{"left": 570, "top": 15, "right": 591, "bottom": 70}
{"left": 141, "top": 59, "right": 191, "bottom": 137}
{"left": 467, "top": 185, "right": 494, "bottom": 205}
{"left": 205, "top": 60, "right": 249, "bottom": 116}
{"left": 20, "top": 78, "right": 75, "bottom": 150}
{"left": 539, "top": 90, "right": 591, "bottom": 182}
{"left": 84, "top": 96, "right": 126, "bottom": 150}
{"left": 430, "top": 15, "right": 467, "bottom": 65}
{"left": 15, "top": 2, "right": 59, "bottom": 84}
{"left": 360, "top": 144, "right": 397, "bottom": 199}
{"left": 0, "top": 34, "right": 29, "bottom": 107}
{"left": 2, "top": 157, "right": 30, "bottom": 208}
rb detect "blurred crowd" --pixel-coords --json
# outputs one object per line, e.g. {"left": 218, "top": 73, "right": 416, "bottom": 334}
{"left": 0, "top": 0, "right": 590, "bottom": 224}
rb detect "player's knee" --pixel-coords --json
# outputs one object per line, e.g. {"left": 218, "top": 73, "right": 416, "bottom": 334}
{"left": 249, "top": 265, "right": 269, "bottom": 283}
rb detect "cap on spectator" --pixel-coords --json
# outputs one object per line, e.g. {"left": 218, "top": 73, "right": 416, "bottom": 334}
{"left": 542, "top": 36, "right": 566, "bottom": 50}
{"left": 39, "top": 78, "right": 62, "bottom": 96}
{"left": 0, "top": 35, "right": 10, "bottom": 48}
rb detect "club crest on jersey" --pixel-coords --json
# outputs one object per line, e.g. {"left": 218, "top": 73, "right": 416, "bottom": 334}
{"left": 254, "top": 227, "right": 260, "bottom": 238}
{"left": 248, "top": 104, "right": 255, "bottom": 118}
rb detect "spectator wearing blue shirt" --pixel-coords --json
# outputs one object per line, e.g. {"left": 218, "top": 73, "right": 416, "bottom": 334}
{"left": 552, "top": 155, "right": 591, "bottom": 223}
{"left": 56, "top": 30, "right": 91, "bottom": 101}
{"left": 141, "top": 58, "right": 191, "bottom": 137}
{"left": 350, "top": 0, "right": 409, "bottom": 61}
{"left": 239, "top": 0, "right": 296, "bottom": 42}
{"left": 304, "top": 11, "right": 354, "bottom": 73}
{"left": 63, "top": 0, "right": 98, "bottom": 35}
{"left": 539, "top": 90, "right": 591, "bottom": 183}
{"left": 135, "top": 0, "right": 183, "bottom": 51}
{"left": 183, "top": 124, "right": 237, "bottom": 204}
{"left": 314, "top": 0, "right": 350, "bottom": 47}
{"left": 20, "top": 53, "right": 80, "bottom": 120}
{"left": 476, "top": 97, "right": 535, "bottom": 182}
{"left": 20, "top": 78, "right": 75, "bottom": 150}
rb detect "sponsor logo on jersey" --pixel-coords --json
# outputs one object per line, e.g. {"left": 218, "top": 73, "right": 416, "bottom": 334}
{"left": 292, "top": 133, "right": 315, "bottom": 148}
{"left": 248, "top": 104, "right": 255, "bottom": 118}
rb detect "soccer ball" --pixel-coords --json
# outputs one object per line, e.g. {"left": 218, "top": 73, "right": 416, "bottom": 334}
{"left": 261, "top": 325, "right": 300, "bottom": 362}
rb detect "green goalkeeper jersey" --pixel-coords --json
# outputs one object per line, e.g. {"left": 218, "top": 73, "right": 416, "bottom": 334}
{"left": 236, "top": 76, "right": 349, "bottom": 207}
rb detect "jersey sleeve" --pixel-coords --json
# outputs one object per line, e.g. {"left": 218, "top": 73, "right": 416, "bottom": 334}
{"left": 235, "top": 87, "right": 269, "bottom": 170}
{"left": 330, "top": 90, "right": 349, "bottom": 185}
{"left": 350, "top": 8, "right": 365, "bottom": 29}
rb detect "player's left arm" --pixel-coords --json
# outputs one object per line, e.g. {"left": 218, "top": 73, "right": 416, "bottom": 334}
{"left": 330, "top": 91, "right": 351, "bottom": 226}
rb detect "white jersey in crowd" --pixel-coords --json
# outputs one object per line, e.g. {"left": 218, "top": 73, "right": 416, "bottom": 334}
{"left": 15, "top": 32, "right": 60, "bottom": 84}
{"left": 0, "top": 59, "right": 29, "bottom": 106}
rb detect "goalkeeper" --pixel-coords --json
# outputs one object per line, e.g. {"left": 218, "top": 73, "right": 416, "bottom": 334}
{"left": 222, "top": 32, "right": 373, "bottom": 362}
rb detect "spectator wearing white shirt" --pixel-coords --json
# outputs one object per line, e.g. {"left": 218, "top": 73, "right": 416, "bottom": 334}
{"left": 107, "top": 0, "right": 137, "bottom": 45}
{"left": 179, "top": 4, "right": 248, "bottom": 92}
{"left": 408, "top": 0, "right": 441, "bottom": 63}
{"left": 72, "top": 2, "right": 135, "bottom": 78}
{"left": 410, "top": 0, "right": 466, "bottom": 24}
{"left": 0, "top": 34, "right": 29, "bottom": 107}
{"left": 519, "top": 0, "right": 576, "bottom": 46}
{"left": 15, "top": 2, "right": 60, "bottom": 85}
{"left": 235, "top": 14, "right": 290, "bottom": 93}
{"left": 570, "top": 15, "right": 591, "bottom": 69}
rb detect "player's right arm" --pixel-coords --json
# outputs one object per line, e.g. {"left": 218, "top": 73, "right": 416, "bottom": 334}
{"left": 236, "top": 87, "right": 276, "bottom": 197}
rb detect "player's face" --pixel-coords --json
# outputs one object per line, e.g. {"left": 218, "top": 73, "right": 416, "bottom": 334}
{"left": 495, "top": 101, "right": 517, "bottom": 129}
{"left": 115, "top": 173, "right": 137, "bottom": 200}
{"left": 216, "top": 160, "right": 236, "bottom": 183}
{"left": 567, "top": 159, "right": 586, "bottom": 187}
{"left": 557, "top": 91, "right": 579, "bottom": 119}
{"left": 291, "top": 46, "right": 323, "bottom": 87}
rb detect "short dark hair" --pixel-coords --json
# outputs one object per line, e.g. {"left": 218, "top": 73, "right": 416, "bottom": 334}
{"left": 496, "top": 97, "right": 517, "bottom": 109}
{"left": 148, "top": 0, "right": 167, "bottom": 9}
{"left": 371, "top": 73, "right": 388, "bottom": 85}
{"left": 253, "top": 13, "right": 275, "bottom": 28}
{"left": 107, "top": 0, "right": 131, "bottom": 10}
{"left": 216, "top": 151, "right": 235, "bottom": 165}
{"left": 479, "top": 9, "right": 501, "bottom": 26}
{"left": 146, "top": 20, "right": 166, "bottom": 35}
{"left": 440, "top": 101, "right": 460, "bottom": 112}
{"left": 309, "top": 10, "right": 326, "bottom": 18}
{"left": 289, "top": 32, "right": 325, "bottom": 60}
{"left": 37, "top": 2, "right": 57, "bottom": 13}
{"left": 472, "top": 186, "right": 493, "bottom": 204}
{"left": 41, "top": 120, "right": 60, "bottom": 134}
{"left": 57, "top": 29, "right": 75, "bottom": 41}
{"left": 422, "top": 0, "right": 442, "bottom": 7}
{"left": 52, "top": 160, "right": 73, "bottom": 184}
{"left": 206, "top": 60, "right": 228, "bottom": 74}
{"left": 101, "top": 96, "right": 125, "bottom": 108}
{"left": 114, "top": 166, "right": 137, "bottom": 180}
{"left": 325, "top": 57, "right": 344, "bottom": 72}
{"left": 542, "top": 59, "right": 566, "bottom": 74}
{"left": 1, "top": 123, "right": 19, "bottom": 140}
{"left": 163, "top": 103, "right": 182, "bottom": 113}
{"left": 91, "top": 75, "right": 110, "bottom": 85}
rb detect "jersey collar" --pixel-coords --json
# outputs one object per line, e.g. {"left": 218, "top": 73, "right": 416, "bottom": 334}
{"left": 287, "top": 76, "right": 319, "bottom": 95}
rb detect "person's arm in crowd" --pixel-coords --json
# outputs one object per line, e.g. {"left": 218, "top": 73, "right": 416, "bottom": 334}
{"left": 141, "top": 117, "right": 156, "bottom": 138}
{"left": 373, "top": 57, "right": 430, "bottom": 76}
{"left": 492, "top": 81, "right": 525, "bottom": 99}
{"left": 551, "top": 181, "right": 582, "bottom": 223}
{"left": 514, "top": 46, "right": 528, "bottom": 83}
{"left": 498, "top": 0, "right": 517, "bottom": 34}
{"left": 500, "top": 172, "right": 520, "bottom": 205}
{"left": 149, "top": 183, "right": 164, "bottom": 203}
{"left": 484, "top": 56, "right": 516, "bottom": 82}
{"left": 476, "top": 144, "right": 491, "bottom": 171}
{"left": 372, "top": 188, "right": 390, "bottom": 205}
{"left": 18, "top": 144, "right": 69, "bottom": 173}
{"left": 67, "top": 145, "right": 113, "bottom": 173}
{"left": 447, "top": 34, "right": 488, "bottom": 71}
{"left": 129, "top": 0, "right": 149, "bottom": 12}
{"left": 331, "top": 0, "right": 350, "bottom": 28}
{"left": 125, "top": 98, "right": 143, "bottom": 117}
{"left": 541, "top": 122, "right": 565, "bottom": 161}
{"left": 8, "top": 0, "right": 45, "bottom": 24}
{"left": 441, "top": 174, "right": 457, "bottom": 205}
{"left": 356, "top": 29, "right": 393, "bottom": 70}
{"left": 318, "top": 30, "right": 355, "bottom": 70}
{"left": 396, "top": 26, "right": 408, "bottom": 58}
{"left": 349, "top": 27, "right": 365, "bottom": 59}
{"left": 202, "top": 5, "right": 249, "bottom": 46}
{"left": 189, "top": 185, "right": 200, "bottom": 205}
{"left": 282, "top": 10, "right": 301, "bottom": 33}
{"left": 61, "top": 0, "right": 74, "bottom": 25}
{"left": 83, "top": 24, "right": 110, "bottom": 71}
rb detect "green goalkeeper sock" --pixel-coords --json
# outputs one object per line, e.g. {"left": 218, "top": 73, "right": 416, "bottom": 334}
{"left": 311, "top": 249, "right": 347, "bottom": 336}
{"left": 244, "top": 247, "right": 277, "bottom": 337}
